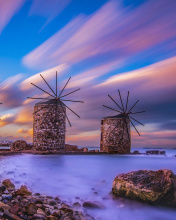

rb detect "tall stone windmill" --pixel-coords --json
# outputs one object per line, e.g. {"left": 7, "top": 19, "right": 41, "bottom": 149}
{"left": 100, "top": 90, "right": 145, "bottom": 153}
{"left": 27, "top": 72, "right": 83, "bottom": 150}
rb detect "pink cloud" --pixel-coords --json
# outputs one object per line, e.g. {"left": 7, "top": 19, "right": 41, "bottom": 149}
{"left": 0, "top": 0, "right": 25, "bottom": 34}
{"left": 23, "top": 0, "right": 176, "bottom": 69}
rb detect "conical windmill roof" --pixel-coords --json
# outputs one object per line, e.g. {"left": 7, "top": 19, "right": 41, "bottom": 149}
{"left": 103, "top": 114, "right": 129, "bottom": 119}
{"left": 35, "top": 98, "right": 65, "bottom": 106}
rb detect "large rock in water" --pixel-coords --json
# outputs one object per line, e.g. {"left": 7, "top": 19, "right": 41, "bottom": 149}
{"left": 112, "top": 169, "right": 176, "bottom": 207}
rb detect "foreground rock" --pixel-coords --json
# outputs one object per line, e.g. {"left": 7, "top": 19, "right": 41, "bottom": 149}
{"left": 0, "top": 179, "right": 95, "bottom": 220}
{"left": 112, "top": 169, "right": 176, "bottom": 207}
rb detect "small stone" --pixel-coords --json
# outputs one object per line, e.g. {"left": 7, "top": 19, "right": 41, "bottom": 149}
{"left": 0, "top": 184, "right": 6, "bottom": 192}
{"left": 12, "top": 214, "right": 23, "bottom": 220}
{"left": 3, "top": 189, "right": 9, "bottom": 194}
{"left": 43, "top": 204, "right": 54, "bottom": 209}
{"left": 34, "top": 193, "right": 40, "bottom": 196}
{"left": 2, "top": 179, "right": 15, "bottom": 189}
{"left": 33, "top": 214, "right": 46, "bottom": 219}
{"left": 37, "top": 208, "right": 46, "bottom": 216}
{"left": 36, "top": 204, "right": 43, "bottom": 208}
{"left": 49, "top": 200, "right": 57, "bottom": 206}
{"left": 83, "top": 201, "right": 105, "bottom": 209}
{"left": 0, "top": 201, "right": 10, "bottom": 211}
{"left": 46, "top": 215, "right": 58, "bottom": 220}
{"left": 2, "top": 194, "right": 12, "bottom": 200}
{"left": 54, "top": 197, "right": 60, "bottom": 202}
{"left": 10, "top": 204, "right": 20, "bottom": 214}
{"left": 60, "top": 206, "right": 73, "bottom": 216}
{"left": 3, "top": 210, "right": 13, "bottom": 219}
{"left": 15, "top": 185, "right": 32, "bottom": 196}
{"left": 73, "top": 202, "right": 81, "bottom": 207}
{"left": 3, "top": 199, "right": 8, "bottom": 204}
{"left": 52, "top": 210, "right": 61, "bottom": 217}
{"left": 25, "top": 203, "right": 37, "bottom": 215}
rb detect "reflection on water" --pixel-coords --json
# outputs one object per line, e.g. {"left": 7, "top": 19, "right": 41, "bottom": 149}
{"left": 0, "top": 150, "right": 176, "bottom": 220}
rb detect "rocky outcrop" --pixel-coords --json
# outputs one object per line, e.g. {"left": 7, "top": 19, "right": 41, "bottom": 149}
{"left": 112, "top": 169, "right": 176, "bottom": 207}
{"left": 65, "top": 144, "right": 78, "bottom": 152}
{"left": 11, "top": 140, "right": 33, "bottom": 151}
{"left": 146, "top": 150, "right": 165, "bottom": 155}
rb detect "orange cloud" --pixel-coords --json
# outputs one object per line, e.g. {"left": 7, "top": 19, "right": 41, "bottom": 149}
{"left": 17, "top": 128, "right": 33, "bottom": 136}
{"left": 0, "top": 113, "right": 15, "bottom": 127}
{"left": 14, "top": 108, "right": 33, "bottom": 125}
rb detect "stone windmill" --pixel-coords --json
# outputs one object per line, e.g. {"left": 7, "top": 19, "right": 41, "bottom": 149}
{"left": 100, "top": 90, "right": 145, "bottom": 153}
{"left": 27, "top": 72, "right": 83, "bottom": 150}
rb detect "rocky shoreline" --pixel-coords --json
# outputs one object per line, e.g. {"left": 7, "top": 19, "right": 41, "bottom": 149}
{"left": 0, "top": 179, "right": 96, "bottom": 220}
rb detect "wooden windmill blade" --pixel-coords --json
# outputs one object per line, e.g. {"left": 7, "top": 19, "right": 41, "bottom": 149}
{"left": 27, "top": 71, "right": 84, "bottom": 150}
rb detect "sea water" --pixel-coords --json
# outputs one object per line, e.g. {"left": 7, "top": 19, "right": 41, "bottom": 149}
{"left": 0, "top": 149, "right": 176, "bottom": 220}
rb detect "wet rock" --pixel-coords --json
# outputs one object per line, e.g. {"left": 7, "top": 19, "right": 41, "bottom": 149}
{"left": 60, "top": 206, "right": 73, "bottom": 216}
{"left": 2, "top": 193, "right": 12, "bottom": 200}
{"left": 3, "top": 210, "right": 13, "bottom": 219}
{"left": 25, "top": 203, "right": 37, "bottom": 215}
{"left": 2, "top": 179, "right": 15, "bottom": 189}
{"left": 0, "top": 211, "right": 3, "bottom": 217}
{"left": 73, "top": 202, "right": 81, "bottom": 207}
{"left": 48, "top": 199, "right": 57, "bottom": 206}
{"left": 15, "top": 185, "right": 32, "bottom": 196}
{"left": 0, "top": 184, "right": 6, "bottom": 192}
{"left": 37, "top": 208, "right": 46, "bottom": 216}
{"left": 112, "top": 169, "right": 176, "bottom": 207}
{"left": 33, "top": 214, "right": 46, "bottom": 219}
{"left": 10, "top": 204, "right": 20, "bottom": 214}
{"left": 146, "top": 150, "right": 165, "bottom": 155}
{"left": 83, "top": 201, "right": 105, "bottom": 209}
{"left": 12, "top": 214, "right": 23, "bottom": 220}
{"left": 133, "top": 150, "right": 140, "bottom": 154}
{"left": 52, "top": 210, "right": 61, "bottom": 218}
{"left": 46, "top": 215, "right": 58, "bottom": 220}
{"left": 43, "top": 204, "right": 54, "bottom": 210}
{"left": 0, "top": 201, "right": 10, "bottom": 211}
{"left": 3, "top": 189, "right": 9, "bottom": 194}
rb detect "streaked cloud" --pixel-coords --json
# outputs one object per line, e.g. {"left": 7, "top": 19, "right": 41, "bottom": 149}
{"left": 17, "top": 128, "right": 32, "bottom": 136}
{"left": 23, "top": 0, "right": 176, "bottom": 70}
{"left": 0, "top": 74, "right": 24, "bottom": 108}
{"left": 20, "top": 64, "right": 68, "bottom": 91}
{"left": 0, "top": 0, "right": 25, "bottom": 34}
{"left": 0, "top": 113, "right": 15, "bottom": 127}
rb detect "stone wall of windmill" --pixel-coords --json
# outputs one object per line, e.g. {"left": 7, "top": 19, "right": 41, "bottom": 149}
{"left": 100, "top": 116, "right": 131, "bottom": 154}
{"left": 33, "top": 100, "right": 66, "bottom": 150}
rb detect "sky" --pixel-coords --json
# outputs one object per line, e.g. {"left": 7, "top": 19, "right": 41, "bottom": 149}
{"left": 0, "top": 0, "right": 176, "bottom": 148}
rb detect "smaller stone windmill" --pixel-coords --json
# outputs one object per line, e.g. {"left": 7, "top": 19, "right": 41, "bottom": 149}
{"left": 100, "top": 90, "right": 145, "bottom": 153}
{"left": 27, "top": 72, "right": 83, "bottom": 150}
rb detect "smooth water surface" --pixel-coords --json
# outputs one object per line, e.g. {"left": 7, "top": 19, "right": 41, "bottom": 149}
{"left": 0, "top": 149, "right": 176, "bottom": 220}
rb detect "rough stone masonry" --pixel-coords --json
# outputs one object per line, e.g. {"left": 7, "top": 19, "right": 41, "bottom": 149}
{"left": 33, "top": 99, "right": 66, "bottom": 150}
{"left": 100, "top": 115, "right": 131, "bottom": 153}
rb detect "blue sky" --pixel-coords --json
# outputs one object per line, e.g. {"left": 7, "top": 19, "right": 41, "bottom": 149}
{"left": 0, "top": 0, "right": 176, "bottom": 148}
